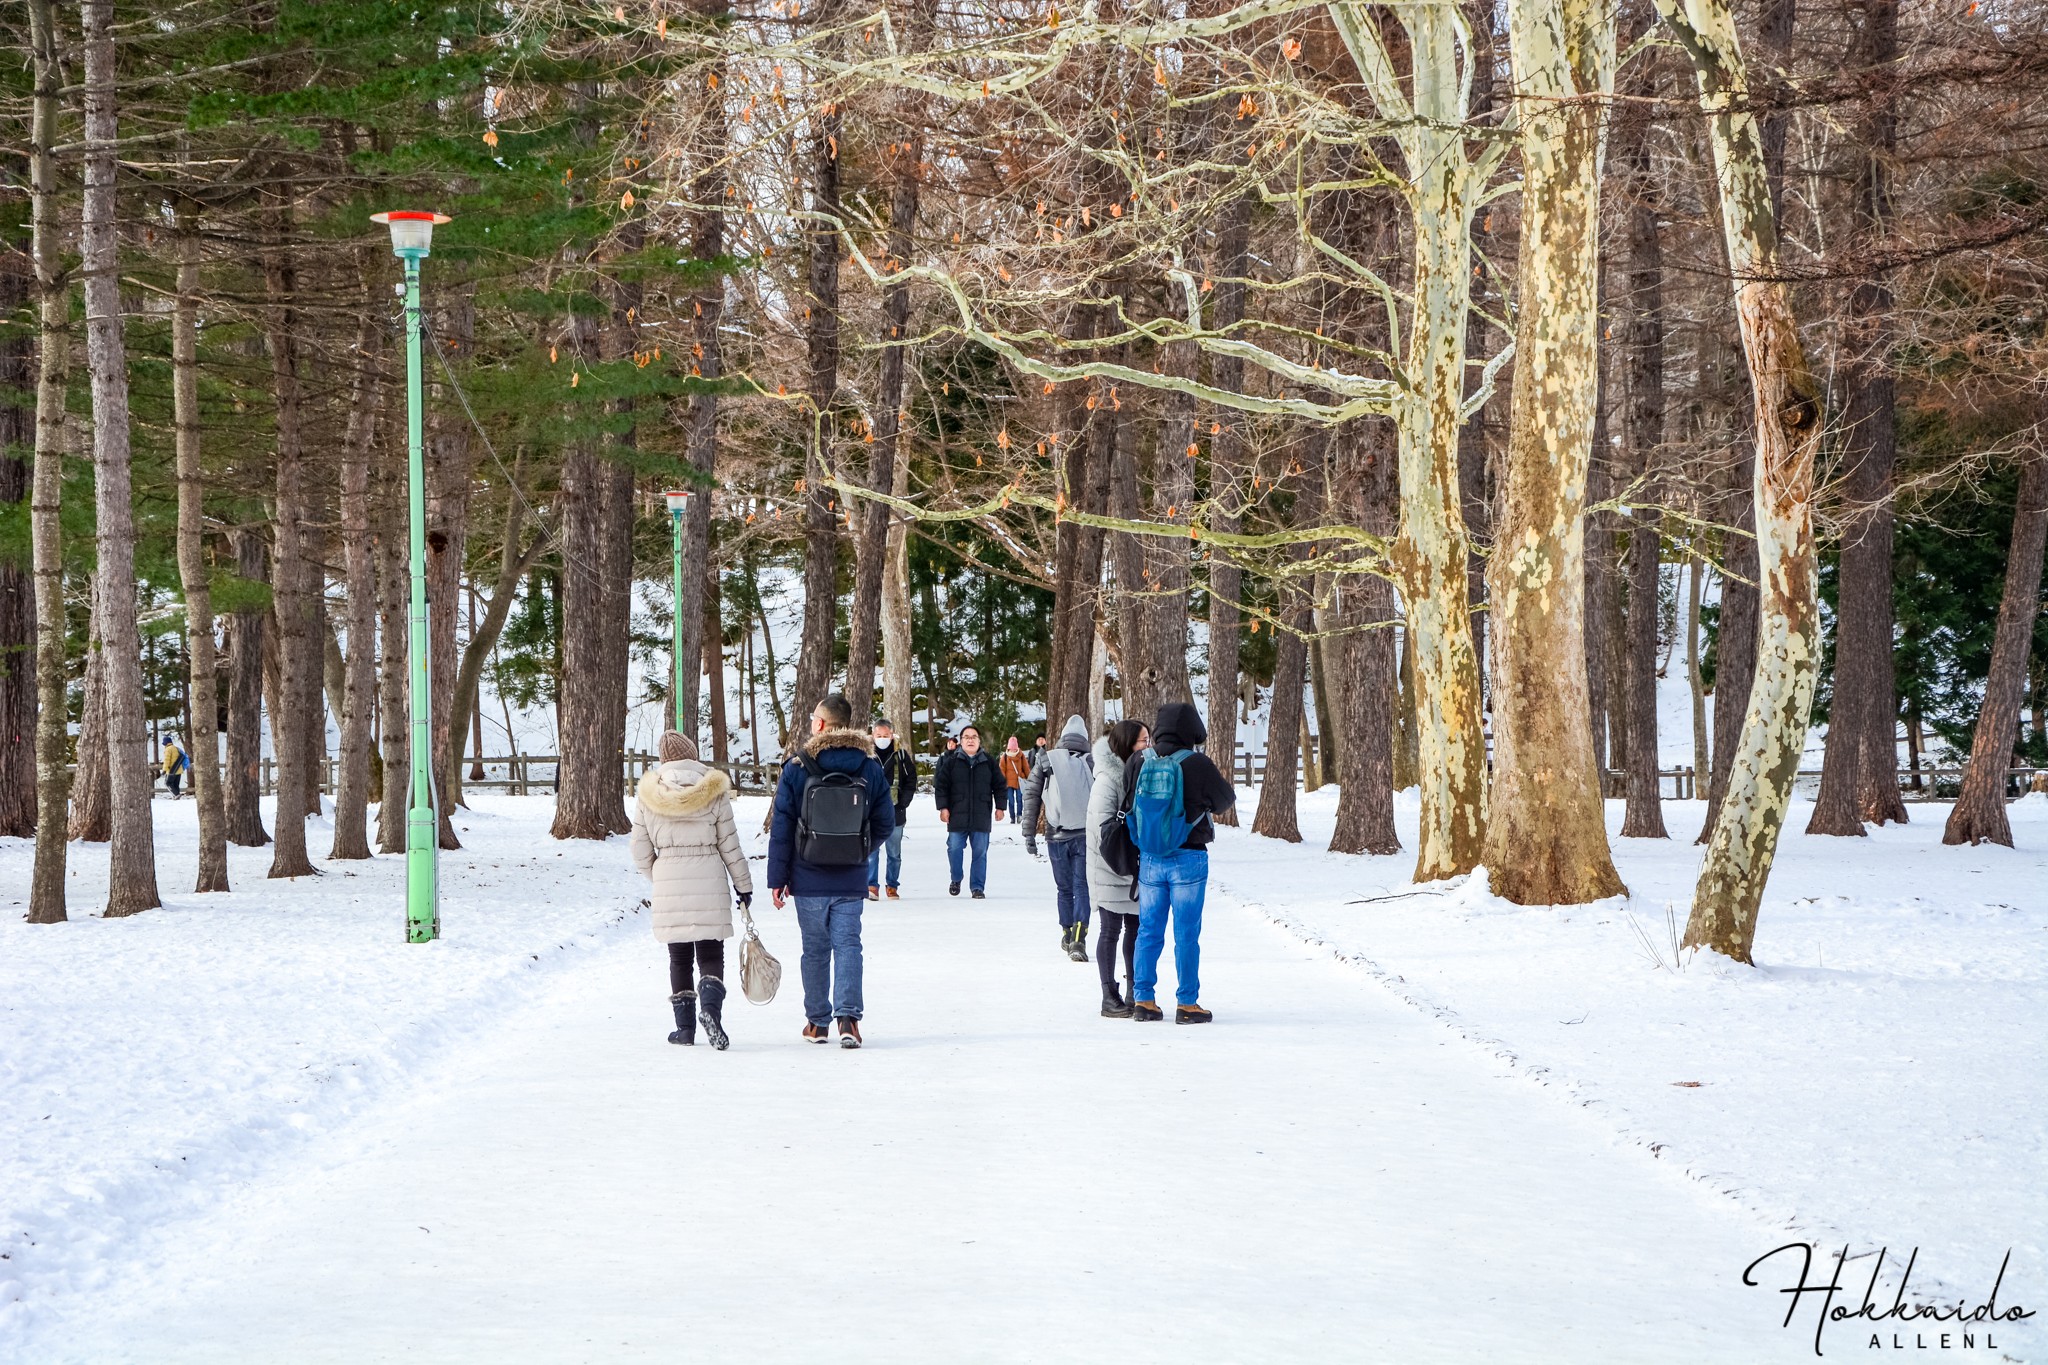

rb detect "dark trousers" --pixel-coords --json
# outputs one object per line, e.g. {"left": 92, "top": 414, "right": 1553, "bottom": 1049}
{"left": 667, "top": 939, "right": 726, "bottom": 994}
{"left": 1095, "top": 910, "right": 1138, "bottom": 992}
{"left": 1048, "top": 836, "right": 1088, "bottom": 931}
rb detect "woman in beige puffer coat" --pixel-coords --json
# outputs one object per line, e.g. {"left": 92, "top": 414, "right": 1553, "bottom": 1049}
{"left": 631, "top": 731, "right": 753, "bottom": 1050}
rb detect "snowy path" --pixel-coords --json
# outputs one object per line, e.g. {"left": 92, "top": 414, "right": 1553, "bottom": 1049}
{"left": 34, "top": 826, "right": 1823, "bottom": 1364}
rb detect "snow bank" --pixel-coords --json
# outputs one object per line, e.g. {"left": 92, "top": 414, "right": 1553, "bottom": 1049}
{"left": 1209, "top": 791, "right": 2047, "bottom": 1306}
{"left": 0, "top": 795, "right": 651, "bottom": 1344}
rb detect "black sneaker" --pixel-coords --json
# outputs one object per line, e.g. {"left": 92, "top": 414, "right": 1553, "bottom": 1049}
{"left": 1176, "top": 1004, "right": 1214, "bottom": 1025}
{"left": 949, "top": 882, "right": 961, "bottom": 896}
{"left": 837, "top": 1017, "right": 863, "bottom": 1049}
{"left": 971, "top": 889, "right": 985, "bottom": 900}
{"left": 1131, "top": 1000, "right": 1165, "bottom": 1022}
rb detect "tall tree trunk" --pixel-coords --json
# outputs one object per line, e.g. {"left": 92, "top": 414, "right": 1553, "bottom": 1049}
{"left": 82, "top": 0, "right": 160, "bottom": 914}
{"left": 173, "top": 216, "right": 230, "bottom": 890}
{"left": 792, "top": 68, "right": 845, "bottom": 721}
{"left": 881, "top": 439, "right": 915, "bottom": 750}
{"left": 223, "top": 529, "right": 270, "bottom": 846}
{"left": 1253, "top": 473, "right": 1321, "bottom": 842}
{"left": 374, "top": 431, "right": 409, "bottom": 855}
{"left": 704, "top": 565, "right": 729, "bottom": 762}
{"left": 1688, "top": 550, "right": 1710, "bottom": 783}
{"left": 1810, "top": 0, "right": 1906, "bottom": 834}
{"left": 449, "top": 486, "right": 542, "bottom": 814}
{"left": 1329, "top": 420, "right": 1402, "bottom": 856}
{"left": 329, "top": 285, "right": 381, "bottom": 860}
{"left": 70, "top": 600, "right": 110, "bottom": 842}
{"left": 26, "top": 0, "right": 69, "bottom": 921}
{"left": 263, "top": 213, "right": 318, "bottom": 879}
{"left": 1047, "top": 309, "right": 1113, "bottom": 726}
{"left": 550, "top": 442, "right": 613, "bottom": 840}
{"left": 1618, "top": 14, "right": 1670, "bottom": 840}
{"left": 1658, "top": 0, "right": 1827, "bottom": 962}
{"left": 1483, "top": 0, "right": 1625, "bottom": 905}
{"left": 1203, "top": 193, "right": 1254, "bottom": 822}
{"left": 0, "top": 240, "right": 33, "bottom": 840}
{"left": 675, "top": 18, "right": 727, "bottom": 742}
{"left": 845, "top": 117, "right": 923, "bottom": 727}
{"left": 1943, "top": 446, "right": 2048, "bottom": 847}
{"left": 427, "top": 291, "right": 475, "bottom": 848}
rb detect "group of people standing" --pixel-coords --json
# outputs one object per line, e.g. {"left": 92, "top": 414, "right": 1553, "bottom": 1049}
{"left": 626, "top": 694, "right": 1234, "bottom": 1051}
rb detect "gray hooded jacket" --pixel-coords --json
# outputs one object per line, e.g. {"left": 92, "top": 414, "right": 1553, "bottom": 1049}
{"left": 1021, "top": 714, "right": 1094, "bottom": 843}
{"left": 1085, "top": 733, "right": 1138, "bottom": 911}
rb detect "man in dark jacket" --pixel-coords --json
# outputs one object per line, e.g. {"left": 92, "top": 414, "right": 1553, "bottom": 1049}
{"left": 931, "top": 723, "right": 1006, "bottom": 898}
{"left": 768, "top": 693, "right": 896, "bottom": 1048}
{"left": 867, "top": 718, "right": 917, "bottom": 900}
{"left": 1021, "top": 713, "right": 1095, "bottom": 960}
{"left": 1122, "top": 701, "right": 1236, "bottom": 1024}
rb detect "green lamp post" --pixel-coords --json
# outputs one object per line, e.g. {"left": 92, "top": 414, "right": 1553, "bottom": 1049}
{"left": 665, "top": 489, "right": 692, "bottom": 732}
{"left": 373, "top": 209, "right": 451, "bottom": 944}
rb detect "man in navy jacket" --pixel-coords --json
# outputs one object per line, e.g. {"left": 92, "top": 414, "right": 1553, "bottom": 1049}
{"left": 768, "top": 693, "right": 895, "bottom": 1048}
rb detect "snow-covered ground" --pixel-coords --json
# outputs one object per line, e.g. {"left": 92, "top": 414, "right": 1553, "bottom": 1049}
{"left": 3, "top": 791, "right": 2040, "bottom": 1362}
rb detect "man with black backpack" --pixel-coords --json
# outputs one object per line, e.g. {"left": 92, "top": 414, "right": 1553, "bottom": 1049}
{"left": 768, "top": 693, "right": 896, "bottom": 1049}
{"left": 1123, "top": 701, "right": 1236, "bottom": 1024}
{"left": 1020, "top": 714, "right": 1096, "bottom": 962}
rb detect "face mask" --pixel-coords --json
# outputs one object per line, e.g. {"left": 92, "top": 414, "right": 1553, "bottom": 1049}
{"left": 874, "top": 736, "right": 892, "bottom": 750}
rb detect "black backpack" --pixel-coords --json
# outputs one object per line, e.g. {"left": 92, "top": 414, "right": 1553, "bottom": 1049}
{"left": 795, "top": 752, "right": 873, "bottom": 866}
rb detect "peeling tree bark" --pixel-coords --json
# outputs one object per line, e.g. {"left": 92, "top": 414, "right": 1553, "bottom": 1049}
{"left": 1483, "top": 0, "right": 1626, "bottom": 904}
{"left": 1657, "top": 0, "right": 1827, "bottom": 963}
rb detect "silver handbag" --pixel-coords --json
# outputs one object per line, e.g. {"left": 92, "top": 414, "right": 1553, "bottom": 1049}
{"left": 738, "top": 901, "right": 782, "bottom": 1005}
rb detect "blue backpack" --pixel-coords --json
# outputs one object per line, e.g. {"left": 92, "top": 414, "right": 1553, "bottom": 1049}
{"left": 1128, "top": 750, "right": 1195, "bottom": 857}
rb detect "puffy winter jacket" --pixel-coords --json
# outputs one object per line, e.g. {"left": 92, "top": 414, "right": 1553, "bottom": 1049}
{"left": 1122, "top": 701, "right": 1237, "bottom": 850}
{"left": 931, "top": 748, "right": 1006, "bottom": 833}
{"left": 630, "top": 760, "right": 754, "bottom": 943}
{"left": 766, "top": 728, "right": 897, "bottom": 897}
{"left": 1021, "top": 714, "right": 1094, "bottom": 843}
{"left": 1085, "top": 733, "right": 1138, "bottom": 913}
{"left": 875, "top": 740, "right": 918, "bottom": 820}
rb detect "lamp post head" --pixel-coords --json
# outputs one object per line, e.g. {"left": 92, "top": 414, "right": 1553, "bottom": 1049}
{"left": 664, "top": 489, "right": 691, "bottom": 520}
{"left": 371, "top": 210, "right": 451, "bottom": 260}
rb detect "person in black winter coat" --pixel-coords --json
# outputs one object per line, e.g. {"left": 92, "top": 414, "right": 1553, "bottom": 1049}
{"left": 931, "top": 724, "right": 1006, "bottom": 897}
{"left": 1122, "top": 701, "right": 1236, "bottom": 1024}
{"left": 867, "top": 718, "right": 917, "bottom": 899}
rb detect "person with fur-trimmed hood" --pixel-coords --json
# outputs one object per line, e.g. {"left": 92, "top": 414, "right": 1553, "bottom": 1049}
{"left": 767, "top": 694, "right": 896, "bottom": 1049}
{"left": 631, "top": 731, "right": 754, "bottom": 1050}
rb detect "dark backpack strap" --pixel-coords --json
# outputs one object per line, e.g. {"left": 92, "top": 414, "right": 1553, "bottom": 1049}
{"left": 795, "top": 750, "right": 824, "bottom": 781}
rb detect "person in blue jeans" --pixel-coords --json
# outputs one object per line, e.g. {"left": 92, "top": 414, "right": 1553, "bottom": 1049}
{"left": 1021, "top": 714, "right": 1097, "bottom": 962}
{"left": 1123, "top": 701, "right": 1236, "bottom": 1024}
{"left": 867, "top": 718, "right": 917, "bottom": 899}
{"left": 931, "top": 724, "right": 1005, "bottom": 898}
{"left": 767, "top": 693, "right": 896, "bottom": 1048}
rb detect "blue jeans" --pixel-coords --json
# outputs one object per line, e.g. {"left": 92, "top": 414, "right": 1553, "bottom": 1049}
{"left": 947, "top": 830, "right": 990, "bottom": 892}
{"left": 867, "top": 822, "right": 906, "bottom": 889}
{"left": 1135, "top": 848, "right": 1208, "bottom": 1007}
{"left": 1006, "top": 788, "right": 1023, "bottom": 820}
{"left": 1048, "top": 836, "right": 1087, "bottom": 931}
{"left": 794, "top": 895, "right": 864, "bottom": 1025}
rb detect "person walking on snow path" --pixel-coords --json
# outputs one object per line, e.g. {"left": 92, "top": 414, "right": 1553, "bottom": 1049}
{"left": 999, "top": 737, "right": 1033, "bottom": 823}
{"left": 768, "top": 694, "right": 895, "bottom": 1048}
{"left": 1087, "top": 718, "right": 1150, "bottom": 1017}
{"left": 1124, "top": 702, "right": 1236, "bottom": 1025}
{"left": 868, "top": 718, "right": 917, "bottom": 900}
{"left": 1022, "top": 714, "right": 1096, "bottom": 962}
{"left": 630, "top": 731, "right": 754, "bottom": 1050}
{"left": 931, "top": 724, "right": 1005, "bottom": 898}
{"left": 161, "top": 737, "right": 189, "bottom": 799}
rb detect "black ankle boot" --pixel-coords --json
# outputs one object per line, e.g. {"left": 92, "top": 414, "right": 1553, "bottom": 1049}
{"left": 1100, "top": 982, "right": 1132, "bottom": 1018}
{"left": 668, "top": 990, "right": 697, "bottom": 1045}
{"left": 697, "top": 975, "right": 729, "bottom": 1051}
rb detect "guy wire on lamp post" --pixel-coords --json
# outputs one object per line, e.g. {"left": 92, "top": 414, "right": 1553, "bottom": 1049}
{"left": 373, "top": 209, "right": 451, "bottom": 944}
{"left": 665, "top": 489, "right": 691, "bottom": 732}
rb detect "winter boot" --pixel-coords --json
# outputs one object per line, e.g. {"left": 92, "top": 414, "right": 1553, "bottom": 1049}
{"left": 1176, "top": 1004, "right": 1214, "bottom": 1025}
{"left": 1131, "top": 999, "right": 1165, "bottom": 1022}
{"left": 837, "top": 1017, "right": 863, "bottom": 1049}
{"left": 697, "top": 975, "right": 730, "bottom": 1051}
{"left": 1101, "top": 982, "right": 1132, "bottom": 1019}
{"left": 668, "top": 991, "right": 697, "bottom": 1045}
{"left": 1066, "top": 924, "right": 1090, "bottom": 963}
